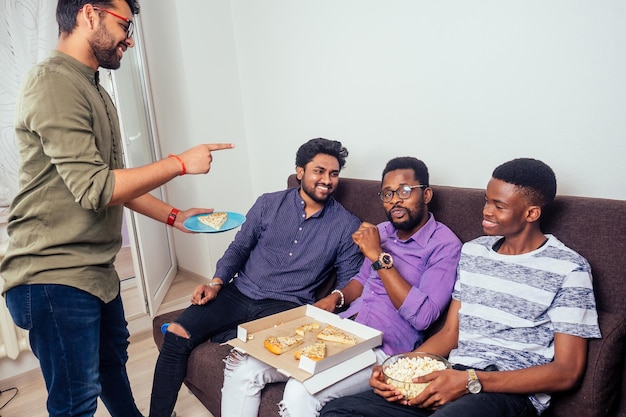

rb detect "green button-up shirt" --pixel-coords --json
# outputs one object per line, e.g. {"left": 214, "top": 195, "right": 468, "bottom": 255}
{"left": 1, "top": 50, "right": 124, "bottom": 302}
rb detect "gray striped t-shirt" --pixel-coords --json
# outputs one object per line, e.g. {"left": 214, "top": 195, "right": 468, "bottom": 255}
{"left": 449, "top": 234, "right": 601, "bottom": 414}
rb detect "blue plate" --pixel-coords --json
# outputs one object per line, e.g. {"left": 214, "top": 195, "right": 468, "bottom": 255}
{"left": 183, "top": 212, "right": 246, "bottom": 233}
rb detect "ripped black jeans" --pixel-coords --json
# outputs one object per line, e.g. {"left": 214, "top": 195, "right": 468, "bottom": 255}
{"left": 148, "top": 284, "right": 298, "bottom": 417}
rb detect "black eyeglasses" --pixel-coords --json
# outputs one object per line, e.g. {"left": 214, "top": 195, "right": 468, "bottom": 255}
{"left": 93, "top": 6, "right": 134, "bottom": 38}
{"left": 378, "top": 185, "right": 426, "bottom": 203}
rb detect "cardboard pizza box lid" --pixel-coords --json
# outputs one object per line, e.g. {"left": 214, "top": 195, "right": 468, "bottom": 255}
{"left": 227, "top": 304, "right": 382, "bottom": 394}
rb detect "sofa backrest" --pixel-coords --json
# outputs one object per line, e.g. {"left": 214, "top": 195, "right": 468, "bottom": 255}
{"left": 288, "top": 174, "right": 626, "bottom": 317}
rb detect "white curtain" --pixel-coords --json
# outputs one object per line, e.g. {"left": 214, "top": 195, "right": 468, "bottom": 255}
{"left": 0, "top": 0, "right": 56, "bottom": 210}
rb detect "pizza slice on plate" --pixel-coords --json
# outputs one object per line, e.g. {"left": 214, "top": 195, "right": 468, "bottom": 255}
{"left": 316, "top": 325, "right": 357, "bottom": 345}
{"left": 263, "top": 334, "right": 304, "bottom": 355}
{"left": 198, "top": 212, "right": 228, "bottom": 230}
{"left": 294, "top": 341, "right": 327, "bottom": 361}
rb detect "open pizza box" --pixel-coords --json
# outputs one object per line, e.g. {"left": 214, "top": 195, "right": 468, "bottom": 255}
{"left": 227, "top": 304, "right": 382, "bottom": 394}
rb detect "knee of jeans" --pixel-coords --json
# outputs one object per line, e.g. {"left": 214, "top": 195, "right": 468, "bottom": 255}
{"left": 281, "top": 380, "right": 322, "bottom": 417}
{"left": 161, "top": 328, "right": 194, "bottom": 358}
{"left": 283, "top": 378, "right": 307, "bottom": 401}
{"left": 166, "top": 322, "right": 190, "bottom": 338}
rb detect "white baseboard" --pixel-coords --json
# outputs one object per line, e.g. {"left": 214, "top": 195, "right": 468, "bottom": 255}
{"left": 0, "top": 350, "right": 40, "bottom": 381}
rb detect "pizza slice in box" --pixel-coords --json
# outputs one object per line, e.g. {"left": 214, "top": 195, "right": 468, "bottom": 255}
{"left": 263, "top": 334, "right": 304, "bottom": 355}
{"left": 295, "top": 321, "right": 320, "bottom": 336}
{"left": 316, "top": 325, "right": 357, "bottom": 345}
{"left": 294, "top": 341, "right": 327, "bottom": 361}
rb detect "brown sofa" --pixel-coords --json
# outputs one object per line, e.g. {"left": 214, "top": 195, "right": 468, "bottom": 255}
{"left": 153, "top": 174, "right": 626, "bottom": 417}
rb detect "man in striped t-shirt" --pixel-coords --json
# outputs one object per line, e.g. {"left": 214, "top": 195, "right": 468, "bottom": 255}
{"left": 321, "top": 158, "right": 601, "bottom": 417}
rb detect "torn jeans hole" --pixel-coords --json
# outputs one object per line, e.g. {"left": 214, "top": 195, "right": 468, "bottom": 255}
{"left": 224, "top": 348, "right": 248, "bottom": 374}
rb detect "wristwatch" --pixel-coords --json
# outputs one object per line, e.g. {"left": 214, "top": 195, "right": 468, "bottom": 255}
{"left": 466, "top": 369, "right": 482, "bottom": 394}
{"left": 372, "top": 252, "right": 393, "bottom": 270}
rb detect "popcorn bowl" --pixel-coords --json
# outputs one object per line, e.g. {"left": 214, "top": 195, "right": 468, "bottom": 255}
{"left": 382, "top": 352, "right": 451, "bottom": 399}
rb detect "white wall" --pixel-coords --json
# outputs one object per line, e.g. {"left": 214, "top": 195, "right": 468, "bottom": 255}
{"left": 143, "top": 1, "right": 626, "bottom": 276}
{"left": 140, "top": 2, "right": 252, "bottom": 276}
{"left": 229, "top": 0, "right": 626, "bottom": 199}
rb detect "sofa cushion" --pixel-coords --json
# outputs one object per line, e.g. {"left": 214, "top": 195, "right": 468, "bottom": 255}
{"left": 152, "top": 176, "right": 626, "bottom": 417}
{"left": 550, "top": 310, "right": 626, "bottom": 417}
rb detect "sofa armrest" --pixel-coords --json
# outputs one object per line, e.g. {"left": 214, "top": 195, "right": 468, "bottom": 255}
{"left": 549, "top": 310, "right": 626, "bottom": 417}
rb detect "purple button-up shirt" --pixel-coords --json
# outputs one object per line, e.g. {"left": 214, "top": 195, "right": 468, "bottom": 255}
{"left": 341, "top": 214, "right": 462, "bottom": 356}
{"left": 215, "top": 187, "right": 363, "bottom": 305}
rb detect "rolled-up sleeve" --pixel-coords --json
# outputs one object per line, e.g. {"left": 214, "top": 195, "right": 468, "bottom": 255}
{"left": 398, "top": 239, "right": 462, "bottom": 330}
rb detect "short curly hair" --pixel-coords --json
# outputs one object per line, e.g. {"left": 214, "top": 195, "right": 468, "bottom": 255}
{"left": 381, "top": 157, "right": 429, "bottom": 187}
{"left": 295, "top": 138, "right": 348, "bottom": 170}
{"left": 492, "top": 158, "right": 557, "bottom": 207}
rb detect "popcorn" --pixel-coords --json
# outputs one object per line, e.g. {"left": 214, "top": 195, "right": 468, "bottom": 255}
{"left": 382, "top": 353, "right": 448, "bottom": 399}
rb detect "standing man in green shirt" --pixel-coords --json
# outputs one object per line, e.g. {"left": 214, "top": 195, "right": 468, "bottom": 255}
{"left": 0, "top": 1, "right": 233, "bottom": 416}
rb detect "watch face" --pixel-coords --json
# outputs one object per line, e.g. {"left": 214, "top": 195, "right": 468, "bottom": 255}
{"left": 467, "top": 379, "right": 482, "bottom": 394}
{"left": 373, "top": 253, "right": 393, "bottom": 270}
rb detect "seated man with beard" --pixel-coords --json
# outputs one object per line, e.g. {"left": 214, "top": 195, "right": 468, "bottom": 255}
{"left": 320, "top": 158, "right": 601, "bottom": 417}
{"left": 149, "top": 138, "right": 364, "bottom": 417}
{"left": 220, "top": 156, "right": 463, "bottom": 417}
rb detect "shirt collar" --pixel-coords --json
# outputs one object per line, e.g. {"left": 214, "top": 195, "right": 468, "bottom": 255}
{"left": 383, "top": 212, "right": 437, "bottom": 246}
{"left": 292, "top": 187, "right": 334, "bottom": 219}
{"left": 51, "top": 50, "right": 100, "bottom": 86}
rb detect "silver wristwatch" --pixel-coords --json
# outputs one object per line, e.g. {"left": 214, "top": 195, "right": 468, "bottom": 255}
{"left": 466, "top": 369, "right": 482, "bottom": 394}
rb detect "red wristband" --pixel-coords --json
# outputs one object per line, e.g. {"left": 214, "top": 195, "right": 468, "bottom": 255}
{"left": 167, "top": 208, "right": 180, "bottom": 227}
{"left": 168, "top": 153, "right": 186, "bottom": 175}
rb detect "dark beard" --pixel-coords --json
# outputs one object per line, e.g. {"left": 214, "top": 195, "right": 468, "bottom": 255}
{"left": 94, "top": 47, "right": 121, "bottom": 70}
{"left": 301, "top": 183, "right": 332, "bottom": 204}
{"left": 88, "top": 27, "right": 122, "bottom": 70}
{"left": 386, "top": 205, "right": 427, "bottom": 232}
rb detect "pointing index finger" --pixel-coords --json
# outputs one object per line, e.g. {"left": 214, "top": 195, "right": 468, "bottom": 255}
{"left": 207, "top": 143, "right": 235, "bottom": 151}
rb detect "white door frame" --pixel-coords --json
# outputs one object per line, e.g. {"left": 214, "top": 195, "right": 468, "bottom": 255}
{"left": 104, "top": 15, "right": 178, "bottom": 319}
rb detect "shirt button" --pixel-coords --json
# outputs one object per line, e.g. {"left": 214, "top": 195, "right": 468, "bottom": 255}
{"left": 294, "top": 240, "right": 298, "bottom": 244}
{"left": 301, "top": 214, "right": 305, "bottom": 218}
{"left": 289, "top": 252, "right": 293, "bottom": 256}
{"left": 299, "top": 227, "right": 303, "bottom": 231}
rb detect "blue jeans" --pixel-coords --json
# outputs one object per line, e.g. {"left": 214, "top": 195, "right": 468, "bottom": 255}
{"left": 149, "top": 284, "right": 299, "bottom": 417}
{"left": 319, "top": 388, "right": 538, "bottom": 417}
{"left": 6, "top": 284, "right": 142, "bottom": 417}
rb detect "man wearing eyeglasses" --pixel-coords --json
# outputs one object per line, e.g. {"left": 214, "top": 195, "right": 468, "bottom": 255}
{"left": 320, "top": 158, "right": 600, "bottom": 417}
{"left": 1, "top": 1, "right": 233, "bottom": 417}
{"left": 221, "top": 157, "right": 462, "bottom": 417}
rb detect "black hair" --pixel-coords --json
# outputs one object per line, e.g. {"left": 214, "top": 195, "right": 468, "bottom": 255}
{"left": 492, "top": 158, "right": 557, "bottom": 207}
{"left": 295, "top": 138, "right": 348, "bottom": 170}
{"left": 57, "top": 0, "right": 140, "bottom": 34}
{"left": 381, "top": 157, "right": 429, "bottom": 187}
